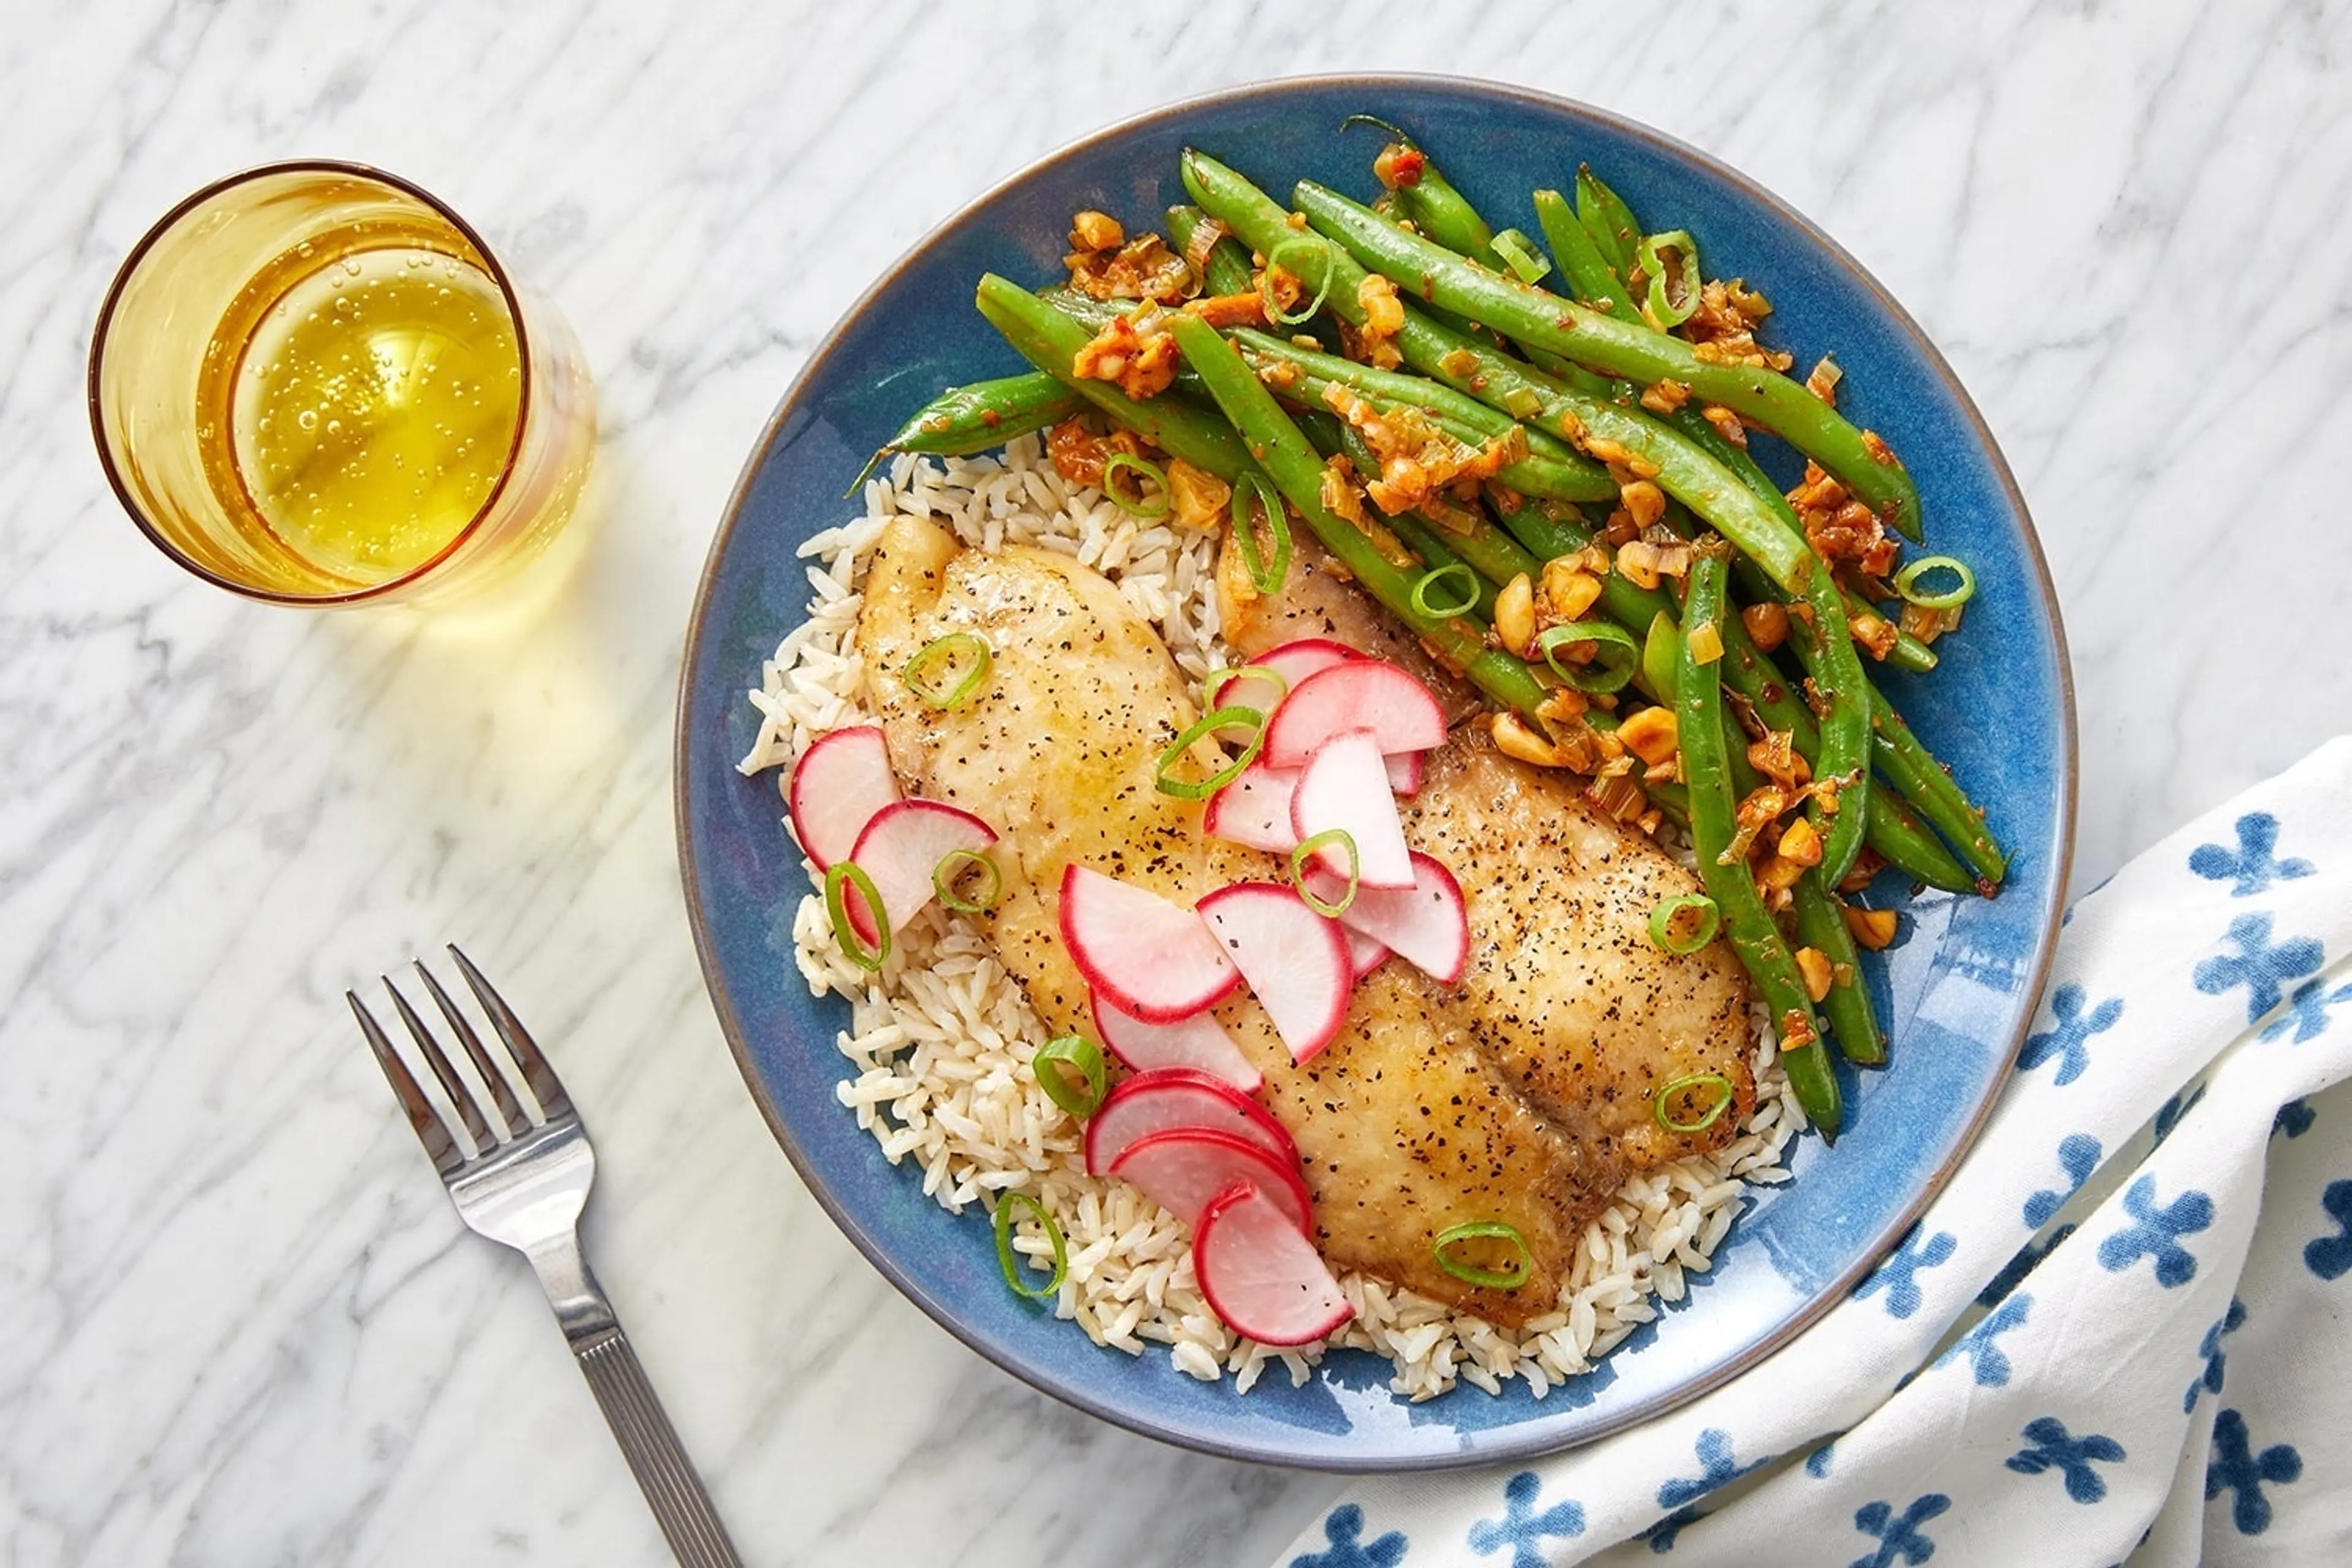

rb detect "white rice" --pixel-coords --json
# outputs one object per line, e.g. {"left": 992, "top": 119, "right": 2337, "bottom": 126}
{"left": 739, "top": 434, "right": 1799, "bottom": 1400}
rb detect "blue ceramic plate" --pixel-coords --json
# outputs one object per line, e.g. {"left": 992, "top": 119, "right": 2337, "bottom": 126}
{"left": 676, "top": 76, "right": 2075, "bottom": 1471}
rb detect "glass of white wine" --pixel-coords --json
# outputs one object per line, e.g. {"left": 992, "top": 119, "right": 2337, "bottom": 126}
{"left": 89, "top": 162, "right": 594, "bottom": 606}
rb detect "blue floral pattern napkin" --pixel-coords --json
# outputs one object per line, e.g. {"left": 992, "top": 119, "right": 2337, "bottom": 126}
{"left": 1281, "top": 738, "right": 2352, "bottom": 1567}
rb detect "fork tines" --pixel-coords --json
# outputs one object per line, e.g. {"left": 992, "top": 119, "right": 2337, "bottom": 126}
{"left": 347, "top": 945, "right": 573, "bottom": 1172}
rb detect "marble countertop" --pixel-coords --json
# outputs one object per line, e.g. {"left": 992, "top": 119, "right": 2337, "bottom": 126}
{"left": 6, "top": 2, "right": 2349, "bottom": 1562}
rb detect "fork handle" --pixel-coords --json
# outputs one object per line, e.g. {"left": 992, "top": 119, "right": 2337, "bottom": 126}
{"left": 574, "top": 1328, "right": 745, "bottom": 1567}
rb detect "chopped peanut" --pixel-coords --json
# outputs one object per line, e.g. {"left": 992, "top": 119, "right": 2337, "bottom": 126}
{"left": 1617, "top": 706, "right": 1679, "bottom": 767}
{"left": 1069, "top": 210, "right": 1124, "bottom": 252}
{"left": 1741, "top": 600, "right": 1790, "bottom": 652}
{"left": 1849, "top": 609, "right": 1899, "bottom": 662}
{"left": 1757, "top": 854, "right": 1808, "bottom": 895}
{"left": 1794, "top": 946, "right": 1833, "bottom": 1003}
{"left": 1746, "top": 731, "right": 1811, "bottom": 788}
{"left": 1072, "top": 309, "right": 1178, "bottom": 400}
{"left": 1491, "top": 711, "right": 1569, "bottom": 769}
{"left": 1777, "top": 1009, "right": 1818, "bottom": 1053}
{"left": 1777, "top": 816, "right": 1823, "bottom": 868}
{"left": 1844, "top": 906, "right": 1900, "bottom": 950}
{"left": 1358, "top": 272, "right": 1406, "bottom": 337}
{"left": 1165, "top": 459, "right": 1230, "bottom": 533}
{"left": 1700, "top": 404, "right": 1748, "bottom": 448}
{"left": 1541, "top": 559, "right": 1603, "bottom": 623}
{"left": 1619, "top": 479, "right": 1666, "bottom": 529}
{"left": 1494, "top": 573, "right": 1537, "bottom": 657}
{"left": 1640, "top": 379, "right": 1692, "bottom": 415}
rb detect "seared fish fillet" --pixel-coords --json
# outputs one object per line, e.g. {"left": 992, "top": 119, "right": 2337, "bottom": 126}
{"left": 859, "top": 514, "right": 1752, "bottom": 1326}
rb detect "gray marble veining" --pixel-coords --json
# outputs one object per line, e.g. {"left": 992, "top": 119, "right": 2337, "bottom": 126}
{"left": 4, "top": 1, "right": 2348, "bottom": 1562}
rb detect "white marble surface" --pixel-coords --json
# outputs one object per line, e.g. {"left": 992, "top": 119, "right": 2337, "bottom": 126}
{"left": 5, "top": 1, "right": 2350, "bottom": 1562}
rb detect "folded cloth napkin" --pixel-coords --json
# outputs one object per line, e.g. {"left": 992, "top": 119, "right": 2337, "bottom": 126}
{"left": 1277, "top": 738, "right": 2352, "bottom": 1568}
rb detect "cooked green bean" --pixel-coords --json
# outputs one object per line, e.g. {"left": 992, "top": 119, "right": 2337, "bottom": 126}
{"left": 864, "top": 373, "right": 1087, "bottom": 487}
{"left": 1164, "top": 203, "right": 1257, "bottom": 297}
{"left": 1870, "top": 700, "right": 2007, "bottom": 886}
{"left": 1292, "top": 179, "right": 1924, "bottom": 541}
{"left": 1793, "top": 869, "right": 1885, "bottom": 1066}
{"left": 1676, "top": 541, "right": 1840, "bottom": 1137}
{"left": 1575, "top": 165, "right": 1643, "bottom": 281}
{"left": 1164, "top": 312, "right": 1558, "bottom": 722}
{"left": 1310, "top": 417, "right": 1542, "bottom": 594}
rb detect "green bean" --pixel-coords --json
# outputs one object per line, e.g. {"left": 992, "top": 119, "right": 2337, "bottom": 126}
{"left": 973, "top": 276, "right": 1253, "bottom": 478}
{"left": 1869, "top": 701, "right": 2006, "bottom": 886}
{"left": 1164, "top": 203, "right": 1257, "bottom": 298}
{"left": 1792, "top": 871, "right": 1885, "bottom": 1066}
{"left": 1676, "top": 542, "right": 1839, "bottom": 1138}
{"left": 867, "top": 373, "right": 1084, "bottom": 477}
{"left": 1575, "top": 165, "right": 1643, "bottom": 281}
{"left": 1292, "top": 179, "right": 1924, "bottom": 541}
{"left": 1316, "top": 420, "right": 1540, "bottom": 594}
{"left": 1226, "top": 326, "right": 1615, "bottom": 501}
{"left": 1534, "top": 187, "right": 1638, "bottom": 322}
{"left": 1164, "top": 312, "right": 1555, "bottom": 721}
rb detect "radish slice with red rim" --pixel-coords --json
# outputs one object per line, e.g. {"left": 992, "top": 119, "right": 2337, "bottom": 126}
{"left": 1083, "top": 1068, "right": 1298, "bottom": 1176}
{"left": 1303, "top": 850, "right": 1470, "bottom": 986}
{"left": 1193, "top": 1181, "right": 1354, "bottom": 1346}
{"left": 1109, "top": 1126, "right": 1313, "bottom": 1234}
{"left": 1090, "top": 992, "right": 1263, "bottom": 1093}
{"left": 1059, "top": 865, "right": 1240, "bottom": 1023}
{"left": 1251, "top": 637, "right": 1359, "bottom": 686}
{"left": 788, "top": 726, "right": 900, "bottom": 870}
{"left": 842, "top": 799, "right": 997, "bottom": 943}
{"left": 1385, "top": 750, "right": 1424, "bottom": 797}
{"left": 1196, "top": 882, "right": 1353, "bottom": 1064}
{"left": 1202, "top": 757, "right": 1300, "bottom": 854}
{"left": 1343, "top": 925, "right": 1389, "bottom": 980}
{"left": 1291, "top": 728, "right": 1415, "bottom": 891}
{"left": 1262, "top": 660, "right": 1447, "bottom": 769}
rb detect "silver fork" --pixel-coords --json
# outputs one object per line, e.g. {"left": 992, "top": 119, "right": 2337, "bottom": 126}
{"left": 347, "top": 946, "right": 742, "bottom": 1567}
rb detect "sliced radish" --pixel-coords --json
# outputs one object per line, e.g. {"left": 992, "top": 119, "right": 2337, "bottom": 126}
{"left": 1305, "top": 850, "right": 1470, "bottom": 986}
{"left": 1059, "top": 865, "right": 1240, "bottom": 1023}
{"left": 1196, "top": 882, "right": 1352, "bottom": 1064}
{"left": 1262, "top": 660, "right": 1447, "bottom": 768}
{"left": 1344, "top": 925, "right": 1390, "bottom": 980}
{"left": 1090, "top": 991, "right": 1263, "bottom": 1093}
{"left": 1291, "top": 728, "right": 1415, "bottom": 890}
{"left": 1194, "top": 1182, "right": 1354, "bottom": 1346}
{"left": 1385, "top": 750, "right": 1424, "bottom": 796}
{"left": 843, "top": 799, "right": 997, "bottom": 943}
{"left": 788, "top": 726, "right": 900, "bottom": 870}
{"left": 1202, "top": 757, "right": 1300, "bottom": 854}
{"left": 1253, "top": 637, "right": 1359, "bottom": 685}
{"left": 1083, "top": 1068, "right": 1297, "bottom": 1175}
{"left": 1109, "top": 1127, "right": 1312, "bottom": 1234}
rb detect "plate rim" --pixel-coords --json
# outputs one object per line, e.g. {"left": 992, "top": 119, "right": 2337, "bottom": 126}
{"left": 674, "top": 70, "right": 2079, "bottom": 1471}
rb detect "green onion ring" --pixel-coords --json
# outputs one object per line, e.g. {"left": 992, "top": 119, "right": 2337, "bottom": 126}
{"left": 1640, "top": 611, "right": 1681, "bottom": 703}
{"left": 1291, "top": 829, "right": 1361, "bottom": 917}
{"left": 1155, "top": 706, "right": 1266, "bottom": 801}
{"left": 1894, "top": 554, "right": 1977, "bottom": 611}
{"left": 1653, "top": 1071, "right": 1737, "bottom": 1134}
{"left": 1203, "top": 662, "right": 1291, "bottom": 716}
{"left": 823, "top": 862, "right": 889, "bottom": 972}
{"left": 993, "top": 1190, "right": 1069, "bottom": 1300}
{"left": 1264, "top": 237, "right": 1335, "bottom": 325}
{"left": 1433, "top": 1221, "right": 1533, "bottom": 1291}
{"left": 933, "top": 848, "right": 1002, "bottom": 914}
{"left": 1491, "top": 227, "right": 1553, "bottom": 285}
{"left": 1409, "top": 562, "right": 1480, "bottom": 620}
{"left": 903, "top": 631, "right": 992, "bottom": 709}
{"left": 1101, "top": 451, "right": 1172, "bottom": 519}
{"left": 1233, "top": 472, "right": 1292, "bottom": 595}
{"left": 1636, "top": 230, "right": 1701, "bottom": 328}
{"left": 1535, "top": 620, "right": 1642, "bottom": 694}
{"left": 1648, "top": 892, "right": 1722, "bottom": 954}
{"left": 1032, "top": 1033, "right": 1108, "bottom": 1121}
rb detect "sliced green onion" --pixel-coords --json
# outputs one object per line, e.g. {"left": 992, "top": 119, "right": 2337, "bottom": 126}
{"left": 903, "top": 631, "right": 992, "bottom": 710}
{"left": 1264, "top": 237, "right": 1335, "bottom": 325}
{"left": 823, "top": 862, "right": 889, "bottom": 972}
{"left": 993, "top": 1190, "right": 1069, "bottom": 1300}
{"left": 1033, "top": 1033, "right": 1108, "bottom": 1121}
{"left": 1433, "top": 1221, "right": 1532, "bottom": 1291}
{"left": 1636, "top": 230, "right": 1702, "bottom": 328}
{"left": 1894, "top": 554, "right": 1977, "bottom": 611}
{"left": 1203, "top": 663, "right": 1291, "bottom": 715}
{"left": 1409, "top": 562, "right": 1480, "bottom": 620}
{"left": 1233, "top": 472, "right": 1292, "bottom": 595}
{"left": 1535, "top": 620, "right": 1640, "bottom": 693}
{"left": 933, "top": 848, "right": 1002, "bottom": 914}
{"left": 1155, "top": 706, "right": 1265, "bottom": 800}
{"left": 1291, "top": 829, "right": 1360, "bottom": 916}
{"left": 1491, "top": 228, "right": 1553, "bottom": 285}
{"left": 1648, "top": 893, "right": 1722, "bottom": 954}
{"left": 1653, "top": 1071, "right": 1737, "bottom": 1134}
{"left": 1640, "top": 611, "right": 1680, "bottom": 703}
{"left": 1102, "top": 452, "right": 1172, "bottom": 519}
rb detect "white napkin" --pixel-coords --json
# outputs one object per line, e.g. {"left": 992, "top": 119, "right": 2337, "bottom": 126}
{"left": 1278, "top": 738, "right": 2352, "bottom": 1567}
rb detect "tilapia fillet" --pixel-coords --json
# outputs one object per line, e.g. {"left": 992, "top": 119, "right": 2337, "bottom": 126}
{"left": 857, "top": 513, "right": 1753, "bottom": 1327}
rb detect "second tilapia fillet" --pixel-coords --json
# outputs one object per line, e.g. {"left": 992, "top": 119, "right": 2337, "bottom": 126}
{"left": 857, "top": 513, "right": 1753, "bottom": 1326}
